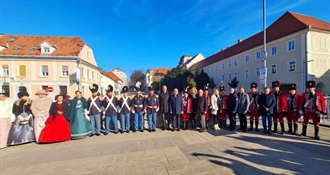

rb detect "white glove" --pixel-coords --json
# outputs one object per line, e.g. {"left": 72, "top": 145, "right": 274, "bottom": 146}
{"left": 156, "top": 108, "right": 159, "bottom": 112}
{"left": 315, "top": 111, "right": 320, "bottom": 115}
{"left": 84, "top": 109, "right": 89, "bottom": 115}
{"left": 299, "top": 110, "right": 304, "bottom": 115}
{"left": 132, "top": 110, "right": 135, "bottom": 114}
{"left": 210, "top": 106, "right": 213, "bottom": 109}
{"left": 144, "top": 110, "right": 147, "bottom": 113}
{"left": 103, "top": 111, "right": 105, "bottom": 115}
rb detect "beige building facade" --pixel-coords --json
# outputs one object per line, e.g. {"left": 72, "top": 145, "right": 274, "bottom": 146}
{"left": 190, "top": 12, "right": 330, "bottom": 95}
{"left": 0, "top": 35, "right": 115, "bottom": 100}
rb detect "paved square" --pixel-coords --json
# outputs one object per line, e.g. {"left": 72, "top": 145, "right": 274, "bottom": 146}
{"left": 1, "top": 123, "right": 329, "bottom": 175}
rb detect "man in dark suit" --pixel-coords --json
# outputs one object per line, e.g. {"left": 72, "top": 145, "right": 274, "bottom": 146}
{"left": 227, "top": 88, "right": 238, "bottom": 131}
{"left": 169, "top": 88, "right": 184, "bottom": 131}
{"left": 237, "top": 87, "right": 250, "bottom": 132}
{"left": 258, "top": 87, "right": 276, "bottom": 134}
{"left": 195, "top": 89, "right": 208, "bottom": 132}
{"left": 159, "top": 85, "right": 170, "bottom": 130}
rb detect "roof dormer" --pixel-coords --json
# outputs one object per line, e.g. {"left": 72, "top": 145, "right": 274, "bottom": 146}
{"left": 40, "top": 40, "right": 57, "bottom": 55}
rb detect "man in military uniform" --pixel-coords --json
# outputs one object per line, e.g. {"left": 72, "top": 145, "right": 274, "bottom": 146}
{"left": 103, "top": 85, "right": 119, "bottom": 135}
{"left": 271, "top": 81, "right": 287, "bottom": 134}
{"left": 144, "top": 85, "right": 159, "bottom": 132}
{"left": 286, "top": 83, "right": 301, "bottom": 135}
{"left": 131, "top": 83, "right": 144, "bottom": 132}
{"left": 88, "top": 84, "right": 103, "bottom": 137}
{"left": 119, "top": 86, "right": 131, "bottom": 133}
{"left": 300, "top": 80, "right": 326, "bottom": 140}
{"left": 248, "top": 82, "right": 260, "bottom": 132}
{"left": 218, "top": 85, "right": 228, "bottom": 129}
{"left": 159, "top": 85, "right": 170, "bottom": 130}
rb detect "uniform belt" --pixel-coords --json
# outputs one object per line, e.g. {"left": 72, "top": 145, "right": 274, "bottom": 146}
{"left": 134, "top": 105, "right": 143, "bottom": 107}
{"left": 147, "top": 106, "right": 157, "bottom": 109}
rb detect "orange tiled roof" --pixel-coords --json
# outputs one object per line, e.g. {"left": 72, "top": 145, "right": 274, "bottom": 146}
{"left": 147, "top": 68, "right": 172, "bottom": 75}
{"left": 190, "top": 12, "right": 330, "bottom": 71}
{"left": 0, "top": 35, "right": 85, "bottom": 56}
{"left": 104, "top": 71, "right": 122, "bottom": 82}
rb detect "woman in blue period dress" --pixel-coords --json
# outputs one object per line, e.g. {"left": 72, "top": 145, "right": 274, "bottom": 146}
{"left": 68, "top": 90, "right": 92, "bottom": 139}
{"left": 7, "top": 91, "right": 36, "bottom": 145}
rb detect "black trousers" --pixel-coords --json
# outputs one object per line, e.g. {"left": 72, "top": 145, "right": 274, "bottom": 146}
{"left": 228, "top": 112, "right": 236, "bottom": 129}
{"left": 238, "top": 113, "right": 247, "bottom": 131}
{"left": 211, "top": 114, "right": 218, "bottom": 125}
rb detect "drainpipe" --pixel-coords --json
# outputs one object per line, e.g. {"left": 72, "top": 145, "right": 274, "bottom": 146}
{"left": 304, "top": 25, "right": 311, "bottom": 92}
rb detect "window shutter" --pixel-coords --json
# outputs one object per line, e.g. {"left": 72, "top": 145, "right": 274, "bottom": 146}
{"left": 19, "top": 65, "right": 26, "bottom": 76}
{"left": 62, "top": 66, "right": 68, "bottom": 72}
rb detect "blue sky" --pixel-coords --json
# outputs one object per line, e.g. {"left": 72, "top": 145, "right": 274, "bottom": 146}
{"left": 0, "top": 0, "right": 329, "bottom": 78}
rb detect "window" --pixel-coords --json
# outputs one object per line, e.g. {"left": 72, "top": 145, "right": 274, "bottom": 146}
{"left": 216, "top": 77, "right": 218, "bottom": 83}
{"left": 87, "top": 70, "right": 90, "bottom": 79}
{"left": 271, "top": 65, "right": 277, "bottom": 74}
{"left": 1, "top": 65, "right": 9, "bottom": 76}
{"left": 87, "top": 52, "right": 90, "bottom": 59}
{"left": 228, "top": 73, "right": 232, "bottom": 81}
{"left": 216, "top": 66, "right": 218, "bottom": 71}
{"left": 221, "top": 63, "right": 225, "bottom": 69}
{"left": 288, "top": 40, "right": 295, "bottom": 51}
{"left": 18, "top": 65, "right": 26, "bottom": 76}
{"left": 211, "top": 67, "right": 213, "bottom": 72}
{"left": 41, "top": 65, "right": 49, "bottom": 77}
{"left": 92, "top": 71, "right": 94, "bottom": 80}
{"left": 1, "top": 86, "right": 10, "bottom": 97}
{"left": 234, "top": 59, "right": 238, "bottom": 66}
{"left": 234, "top": 72, "right": 238, "bottom": 78}
{"left": 288, "top": 61, "right": 296, "bottom": 72}
{"left": 44, "top": 47, "right": 50, "bottom": 53}
{"left": 14, "top": 45, "right": 23, "bottom": 50}
{"left": 30, "top": 46, "right": 38, "bottom": 51}
{"left": 96, "top": 73, "right": 99, "bottom": 80}
{"left": 7, "top": 38, "right": 17, "bottom": 42}
{"left": 228, "top": 61, "right": 232, "bottom": 68}
{"left": 60, "top": 86, "right": 68, "bottom": 95}
{"left": 62, "top": 66, "right": 69, "bottom": 77}
{"left": 41, "top": 86, "right": 48, "bottom": 91}
{"left": 222, "top": 75, "right": 225, "bottom": 82}
{"left": 271, "top": 46, "right": 277, "bottom": 55}
{"left": 245, "top": 55, "right": 250, "bottom": 63}
{"left": 245, "top": 70, "right": 250, "bottom": 78}
{"left": 81, "top": 68, "right": 84, "bottom": 78}
{"left": 256, "top": 51, "right": 261, "bottom": 60}
{"left": 256, "top": 68, "right": 260, "bottom": 76}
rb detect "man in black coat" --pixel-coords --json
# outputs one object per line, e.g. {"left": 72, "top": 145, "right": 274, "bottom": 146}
{"left": 258, "top": 87, "right": 275, "bottom": 134}
{"left": 227, "top": 88, "right": 238, "bottom": 131}
{"left": 159, "top": 85, "right": 170, "bottom": 130}
{"left": 195, "top": 89, "right": 208, "bottom": 132}
{"left": 169, "top": 88, "right": 184, "bottom": 131}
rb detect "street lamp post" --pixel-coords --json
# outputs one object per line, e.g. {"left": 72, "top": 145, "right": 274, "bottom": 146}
{"left": 262, "top": 0, "right": 267, "bottom": 88}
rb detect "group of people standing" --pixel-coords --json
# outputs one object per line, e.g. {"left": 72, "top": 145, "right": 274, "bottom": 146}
{"left": 158, "top": 80, "right": 327, "bottom": 140}
{"left": 0, "top": 79, "right": 327, "bottom": 149}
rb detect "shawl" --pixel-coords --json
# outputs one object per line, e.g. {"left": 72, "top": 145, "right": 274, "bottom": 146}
{"left": 68, "top": 97, "right": 88, "bottom": 122}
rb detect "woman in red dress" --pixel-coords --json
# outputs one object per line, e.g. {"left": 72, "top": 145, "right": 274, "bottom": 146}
{"left": 39, "top": 94, "right": 71, "bottom": 143}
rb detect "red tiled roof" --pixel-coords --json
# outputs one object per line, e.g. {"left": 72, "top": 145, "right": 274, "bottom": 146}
{"left": 190, "top": 12, "right": 330, "bottom": 71}
{"left": 104, "top": 71, "right": 122, "bottom": 82}
{"left": 0, "top": 35, "right": 85, "bottom": 56}
{"left": 147, "top": 68, "right": 172, "bottom": 75}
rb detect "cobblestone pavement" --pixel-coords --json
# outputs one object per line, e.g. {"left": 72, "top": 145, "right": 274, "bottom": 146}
{"left": 0, "top": 121, "right": 329, "bottom": 175}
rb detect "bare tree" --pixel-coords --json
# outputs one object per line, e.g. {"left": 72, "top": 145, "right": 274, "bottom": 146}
{"left": 129, "top": 70, "right": 145, "bottom": 88}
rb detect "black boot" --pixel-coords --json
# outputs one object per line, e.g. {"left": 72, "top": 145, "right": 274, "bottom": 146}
{"left": 280, "top": 123, "right": 285, "bottom": 134}
{"left": 287, "top": 123, "right": 292, "bottom": 134}
{"left": 273, "top": 122, "right": 278, "bottom": 133}
{"left": 314, "top": 127, "right": 320, "bottom": 140}
{"left": 238, "top": 118, "right": 243, "bottom": 130}
{"left": 249, "top": 121, "right": 253, "bottom": 131}
{"left": 206, "top": 120, "right": 209, "bottom": 130}
{"left": 191, "top": 120, "right": 196, "bottom": 129}
{"left": 184, "top": 121, "right": 187, "bottom": 130}
{"left": 300, "top": 125, "right": 307, "bottom": 136}
{"left": 255, "top": 121, "right": 259, "bottom": 132}
{"left": 293, "top": 123, "right": 298, "bottom": 135}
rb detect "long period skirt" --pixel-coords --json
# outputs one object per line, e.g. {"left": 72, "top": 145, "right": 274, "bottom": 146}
{"left": 7, "top": 113, "right": 35, "bottom": 145}
{"left": 0, "top": 118, "right": 11, "bottom": 148}
{"left": 39, "top": 114, "right": 71, "bottom": 143}
{"left": 70, "top": 108, "right": 92, "bottom": 139}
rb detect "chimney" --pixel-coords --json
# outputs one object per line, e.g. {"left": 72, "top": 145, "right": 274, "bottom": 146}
{"left": 238, "top": 39, "right": 243, "bottom": 43}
